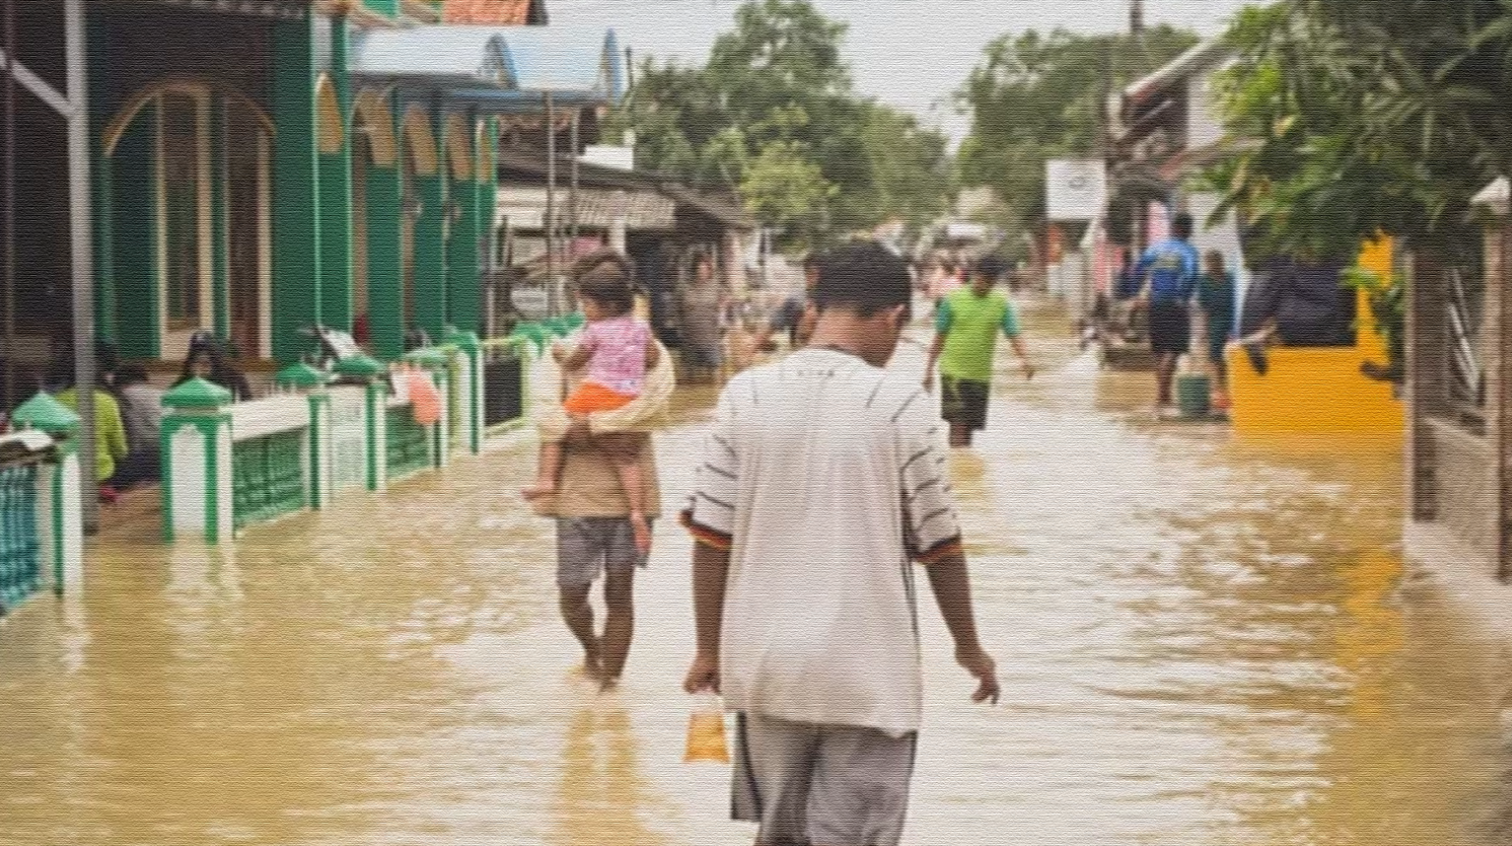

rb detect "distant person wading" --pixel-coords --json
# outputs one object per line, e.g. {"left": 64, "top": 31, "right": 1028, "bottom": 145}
{"left": 923, "top": 255, "right": 1035, "bottom": 448}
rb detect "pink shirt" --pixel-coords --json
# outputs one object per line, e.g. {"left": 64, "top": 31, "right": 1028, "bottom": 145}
{"left": 579, "top": 315, "right": 653, "bottom": 395}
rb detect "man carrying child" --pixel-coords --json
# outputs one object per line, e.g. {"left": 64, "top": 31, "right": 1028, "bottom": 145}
{"left": 526, "top": 250, "right": 673, "bottom": 691}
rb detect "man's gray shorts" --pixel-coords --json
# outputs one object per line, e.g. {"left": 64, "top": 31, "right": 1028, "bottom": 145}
{"left": 555, "top": 517, "right": 649, "bottom": 589}
{"left": 732, "top": 712, "right": 918, "bottom": 846}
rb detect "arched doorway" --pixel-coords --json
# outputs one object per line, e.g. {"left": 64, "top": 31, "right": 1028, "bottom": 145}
{"left": 350, "top": 90, "right": 394, "bottom": 341}
{"left": 444, "top": 113, "right": 477, "bottom": 329}
{"left": 102, "top": 79, "right": 274, "bottom": 362}
{"left": 400, "top": 105, "right": 438, "bottom": 338}
{"left": 349, "top": 89, "right": 401, "bottom": 357}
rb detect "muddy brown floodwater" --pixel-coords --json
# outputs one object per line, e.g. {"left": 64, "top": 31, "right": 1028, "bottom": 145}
{"left": 3, "top": 298, "right": 1511, "bottom": 846}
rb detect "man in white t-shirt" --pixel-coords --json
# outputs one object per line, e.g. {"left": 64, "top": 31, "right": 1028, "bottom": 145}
{"left": 682, "top": 241, "right": 999, "bottom": 846}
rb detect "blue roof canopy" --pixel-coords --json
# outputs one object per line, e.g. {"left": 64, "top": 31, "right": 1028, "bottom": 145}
{"left": 350, "top": 27, "right": 512, "bottom": 89}
{"left": 350, "top": 25, "right": 624, "bottom": 114}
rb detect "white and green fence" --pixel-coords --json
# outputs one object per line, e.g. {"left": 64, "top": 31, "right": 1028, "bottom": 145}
{"left": 1, "top": 395, "right": 86, "bottom": 612}
{"left": 156, "top": 318, "right": 581, "bottom": 544}
{"left": 158, "top": 327, "right": 557, "bottom": 543}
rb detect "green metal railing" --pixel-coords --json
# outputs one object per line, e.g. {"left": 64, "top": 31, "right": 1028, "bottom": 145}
{"left": 232, "top": 430, "right": 307, "bottom": 530}
{"left": 386, "top": 406, "right": 431, "bottom": 479}
{"left": 0, "top": 460, "right": 42, "bottom": 608}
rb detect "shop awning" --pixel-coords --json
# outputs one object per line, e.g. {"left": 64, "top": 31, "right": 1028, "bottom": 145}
{"left": 349, "top": 24, "right": 624, "bottom": 112}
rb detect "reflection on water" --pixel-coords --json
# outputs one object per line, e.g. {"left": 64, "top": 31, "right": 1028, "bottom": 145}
{"left": 1, "top": 298, "right": 1509, "bottom": 845}
{"left": 551, "top": 704, "right": 666, "bottom": 846}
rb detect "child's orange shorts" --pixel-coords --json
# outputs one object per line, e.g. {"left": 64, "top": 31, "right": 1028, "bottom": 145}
{"left": 563, "top": 382, "right": 637, "bottom": 415}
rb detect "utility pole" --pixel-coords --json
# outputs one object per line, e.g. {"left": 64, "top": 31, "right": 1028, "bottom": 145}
{"left": 1130, "top": 0, "right": 1145, "bottom": 43}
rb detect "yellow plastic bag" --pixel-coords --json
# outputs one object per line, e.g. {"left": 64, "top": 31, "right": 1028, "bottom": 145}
{"left": 683, "top": 694, "right": 730, "bottom": 764}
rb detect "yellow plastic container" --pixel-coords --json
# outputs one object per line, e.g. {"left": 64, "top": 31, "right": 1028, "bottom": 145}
{"left": 1228, "top": 240, "right": 1403, "bottom": 438}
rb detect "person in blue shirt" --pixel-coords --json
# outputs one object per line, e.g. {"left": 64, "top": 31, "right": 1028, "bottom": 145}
{"left": 1134, "top": 212, "right": 1200, "bottom": 410}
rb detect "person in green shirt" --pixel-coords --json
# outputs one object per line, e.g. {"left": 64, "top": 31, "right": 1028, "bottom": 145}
{"left": 52, "top": 366, "right": 129, "bottom": 502}
{"left": 923, "top": 255, "right": 1035, "bottom": 447}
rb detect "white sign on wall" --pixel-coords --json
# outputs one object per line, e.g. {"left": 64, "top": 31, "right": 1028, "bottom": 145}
{"left": 1046, "top": 159, "right": 1108, "bottom": 221}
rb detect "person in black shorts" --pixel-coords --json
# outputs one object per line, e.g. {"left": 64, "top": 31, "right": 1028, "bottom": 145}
{"left": 1133, "top": 214, "right": 1201, "bottom": 412}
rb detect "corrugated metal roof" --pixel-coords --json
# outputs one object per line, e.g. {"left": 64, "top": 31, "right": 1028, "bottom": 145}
{"left": 1474, "top": 177, "right": 1509, "bottom": 216}
{"left": 497, "top": 149, "right": 754, "bottom": 229}
{"left": 1121, "top": 40, "right": 1231, "bottom": 108}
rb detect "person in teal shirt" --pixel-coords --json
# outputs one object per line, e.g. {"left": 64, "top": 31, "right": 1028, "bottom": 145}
{"left": 923, "top": 256, "right": 1035, "bottom": 447}
{"left": 1196, "top": 250, "right": 1238, "bottom": 407}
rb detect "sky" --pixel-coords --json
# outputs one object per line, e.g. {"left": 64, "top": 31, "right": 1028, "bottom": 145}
{"left": 550, "top": 0, "right": 1258, "bottom": 144}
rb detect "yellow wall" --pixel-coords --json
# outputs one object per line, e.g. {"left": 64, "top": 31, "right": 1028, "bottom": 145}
{"left": 1228, "top": 239, "right": 1404, "bottom": 438}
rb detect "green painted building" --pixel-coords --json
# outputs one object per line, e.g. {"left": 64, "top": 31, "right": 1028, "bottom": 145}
{"left": 84, "top": 0, "right": 620, "bottom": 375}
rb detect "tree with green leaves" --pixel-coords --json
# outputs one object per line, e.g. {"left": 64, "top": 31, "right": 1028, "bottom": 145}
{"left": 957, "top": 26, "right": 1197, "bottom": 234}
{"left": 621, "top": 0, "right": 953, "bottom": 248}
{"left": 1209, "top": 0, "right": 1512, "bottom": 262}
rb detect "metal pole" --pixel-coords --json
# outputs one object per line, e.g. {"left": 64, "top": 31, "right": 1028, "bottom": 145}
{"left": 569, "top": 109, "right": 579, "bottom": 250}
{"left": 544, "top": 93, "right": 556, "bottom": 316}
{"left": 3, "top": 0, "right": 15, "bottom": 414}
{"left": 66, "top": 0, "right": 97, "bottom": 532}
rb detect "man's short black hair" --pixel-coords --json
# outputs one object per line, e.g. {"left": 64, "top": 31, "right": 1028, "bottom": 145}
{"left": 812, "top": 241, "right": 912, "bottom": 318}
{"left": 971, "top": 254, "right": 1010, "bottom": 282}
{"left": 1173, "top": 213, "right": 1195, "bottom": 239}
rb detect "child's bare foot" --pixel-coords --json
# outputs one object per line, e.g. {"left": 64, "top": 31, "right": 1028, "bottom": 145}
{"left": 629, "top": 511, "right": 652, "bottom": 555}
{"left": 521, "top": 481, "right": 558, "bottom": 500}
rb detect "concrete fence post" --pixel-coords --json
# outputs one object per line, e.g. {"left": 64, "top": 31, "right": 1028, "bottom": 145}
{"left": 160, "top": 378, "right": 235, "bottom": 544}
{"left": 333, "top": 353, "right": 387, "bottom": 493}
{"left": 7, "top": 393, "right": 84, "bottom": 596}
{"left": 1473, "top": 179, "right": 1512, "bottom": 578}
{"left": 276, "top": 362, "right": 334, "bottom": 510}
{"left": 444, "top": 327, "right": 484, "bottom": 454}
{"left": 1405, "top": 248, "right": 1445, "bottom": 524}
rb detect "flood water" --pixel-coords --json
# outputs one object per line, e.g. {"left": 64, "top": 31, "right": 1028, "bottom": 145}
{"left": 3, "top": 299, "right": 1511, "bottom": 846}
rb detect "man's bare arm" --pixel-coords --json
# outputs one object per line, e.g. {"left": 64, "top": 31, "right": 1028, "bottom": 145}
{"left": 924, "top": 551, "right": 1000, "bottom": 704}
{"left": 1009, "top": 337, "right": 1035, "bottom": 379}
{"left": 923, "top": 332, "right": 946, "bottom": 389}
{"left": 684, "top": 541, "right": 731, "bottom": 693}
